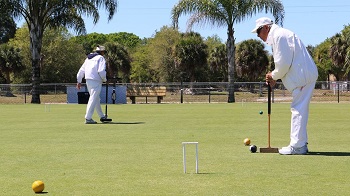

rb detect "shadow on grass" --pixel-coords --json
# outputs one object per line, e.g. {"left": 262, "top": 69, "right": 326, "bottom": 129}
{"left": 35, "top": 192, "right": 48, "bottom": 194}
{"left": 184, "top": 173, "right": 215, "bottom": 175}
{"left": 101, "top": 122, "right": 145, "bottom": 125}
{"left": 308, "top": 151, "right": 350, "bottom": 156}
{"left": 196, "top": 172, "right": 216, "bottom": 175}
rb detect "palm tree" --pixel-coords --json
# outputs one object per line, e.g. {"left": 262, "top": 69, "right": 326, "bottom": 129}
{"left": 174, "top": 32, "right": 208, "bottom": 82}
{"left": 0, "top": 13, "right": 16, "bottom": 44}
{"left": 313, "top": 39, "right": 332, "bottom": 85}
{"left": 171, "top": 0, "right": 284, "bottom": 102}
{"left": 1, "top": 0, "right": 118, "bottom": 103}
{"left": 235, "top": 39, "right": 269, "bottom": 82}
{"left": 330, "top": 33, "right": 348, "bottom": 80}
{"left": 208, "top": 44, "right": 227, "bottom": 82}
{"left": 105, "top": 42, "right": 131, "bottom": 83}
{"left": 0, "top": 44, "right": 24, "bottom": 83}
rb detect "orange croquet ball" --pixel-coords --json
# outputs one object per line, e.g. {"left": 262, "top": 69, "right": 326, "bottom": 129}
{"left": 244, "top": 138, "right": 251, "bottom": 146}
{"left": 32, "top": 180, "right": 45, "bottom": 193}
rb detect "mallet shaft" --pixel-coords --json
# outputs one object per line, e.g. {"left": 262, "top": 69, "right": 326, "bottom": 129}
{"left": 268, "top": 83, "right": 271, "bottom": 148}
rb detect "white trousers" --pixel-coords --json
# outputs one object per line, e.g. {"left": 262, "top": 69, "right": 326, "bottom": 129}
{"left": 289, "top": 82, "right": 315, "bottom": 148}
{"left": 85, "top": 80, "right": 104, "bottom": 120}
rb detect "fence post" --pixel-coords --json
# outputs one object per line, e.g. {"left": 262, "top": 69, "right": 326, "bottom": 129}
{"left": 338, "top": 82, "right": 340, "bottom": 103}
{"left": 180, "top": 80, "right": 183, "bottom": 104}
{"left": 208, "top": 86, "right": 211, "bottom": 103}
{"left": 259, "top": 82, "right": 263, "bottom": 97}
{"left": 272, "top": 86, "right": 274, "bottom": 103}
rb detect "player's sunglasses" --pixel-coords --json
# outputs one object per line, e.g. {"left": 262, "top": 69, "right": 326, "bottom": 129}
{"left": 257, "top": 26, "right": 264, "bottom": 35}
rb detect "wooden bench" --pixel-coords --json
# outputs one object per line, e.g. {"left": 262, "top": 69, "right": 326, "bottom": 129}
{"left": 127, "top": 86, "right": 166, "bottom": 104}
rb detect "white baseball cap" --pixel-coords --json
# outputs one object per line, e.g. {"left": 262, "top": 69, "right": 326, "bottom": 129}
{"left": 251, "top": 17, "right": 273, "bottom": 33}
{"left": 95, "top": 45, "right": 106, "bottom": 52}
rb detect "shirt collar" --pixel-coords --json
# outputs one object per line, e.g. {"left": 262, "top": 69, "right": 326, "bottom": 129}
{"left": 266, "top": 24, "right": 279, "bottom": 46}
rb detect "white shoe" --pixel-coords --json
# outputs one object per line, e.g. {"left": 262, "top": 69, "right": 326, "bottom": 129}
{"left": 85, "top": 119, "right": 97, "bottom": 124}
{"left": 279, "top": 145, "right": 308, "bottom": 155}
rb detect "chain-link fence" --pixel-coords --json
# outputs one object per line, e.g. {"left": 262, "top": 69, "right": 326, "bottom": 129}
{"left": 0, "top": 81, "right": 349, "bottom": 104}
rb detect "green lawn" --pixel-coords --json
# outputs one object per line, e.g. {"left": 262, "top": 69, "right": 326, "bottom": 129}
{"left": 1, "top": 103, "right": 349, "bottom": 195}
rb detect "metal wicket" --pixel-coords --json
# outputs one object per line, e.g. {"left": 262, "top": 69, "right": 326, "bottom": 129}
{"left": 182, "top": 142, "right": 199, "bottom": 174}
{"left": 44, "top": 103, "right": 51, "bottom": 112}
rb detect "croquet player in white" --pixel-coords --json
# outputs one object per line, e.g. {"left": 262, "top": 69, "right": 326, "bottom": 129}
{"left": 76, "top": 45, "right": 109, "bottom": 124}
{"left": 252, "top": 17, "right": 318, "bottom": 155}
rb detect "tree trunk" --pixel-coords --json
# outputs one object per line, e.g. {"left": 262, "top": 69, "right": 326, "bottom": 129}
{"left": 348, "top": 72, "right": 350, "bottom": 91}
{"left": 5, "top": 71, "right": 11, "bottom": 84}
{"left": 227, "top": 25, "right": 235, "bottom": 103}
{"left": 29, "top": 21, "right": 43, "bottom": 104}
{"left": 31, "top": 59, "right": 41, "bottom": 103}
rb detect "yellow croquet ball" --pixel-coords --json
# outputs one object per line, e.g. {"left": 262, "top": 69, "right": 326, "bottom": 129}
{"left": 32, "top": 180, "right": 45, "bottom": 193}
{"left": 244, "top": 138, "right": 251, "bottom": 146}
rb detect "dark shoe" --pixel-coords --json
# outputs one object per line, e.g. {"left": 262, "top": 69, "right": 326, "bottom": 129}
{"left": 100, "top": 116, "right": 112, "bottom": 122}
{"left": 100, "top": 116, "right": 107, "bottom": 122}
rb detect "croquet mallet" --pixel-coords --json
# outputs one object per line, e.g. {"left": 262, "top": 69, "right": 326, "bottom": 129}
{"left": 260, "top": 82, "right": 279, "bottom": 153}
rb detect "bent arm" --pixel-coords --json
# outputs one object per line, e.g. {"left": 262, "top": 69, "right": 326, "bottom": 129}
{"left": 97, "top": 57, "right": 107, "bottom": 82}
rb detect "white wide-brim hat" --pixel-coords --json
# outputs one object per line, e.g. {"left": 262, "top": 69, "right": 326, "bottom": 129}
{"left": 251, "top": 17, "right": 273, "bottom": 33}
